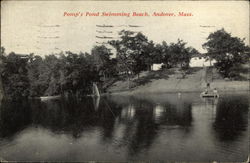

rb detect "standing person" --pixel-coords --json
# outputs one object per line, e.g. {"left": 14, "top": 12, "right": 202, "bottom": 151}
{"left": 204, "top": 88, "right": 208, "bottom": 94}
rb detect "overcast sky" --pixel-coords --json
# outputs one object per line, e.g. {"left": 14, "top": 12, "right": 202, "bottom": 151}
{"left": 1, "top": 1, "right": 249, "bottom": 56}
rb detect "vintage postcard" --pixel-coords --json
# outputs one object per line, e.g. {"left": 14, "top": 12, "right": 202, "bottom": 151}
{"left": 0, "top": 1, "right": 249, "bottom": 162}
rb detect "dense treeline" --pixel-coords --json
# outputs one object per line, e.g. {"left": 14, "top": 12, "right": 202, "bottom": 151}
{"left": 0, "top": 48, "right": 111, "bottom": 100}
{"left": 1, "top": 30, "right": 198, "bottom": 100}
{"left": 109, "top": 30, "right": 199, "bottom": 77}
{"left": 0, "top": 29, "right": 248, "bottom": 100}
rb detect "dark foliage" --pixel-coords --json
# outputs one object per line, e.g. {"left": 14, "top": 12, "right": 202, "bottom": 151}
{"left": 202, "top": 28, "right": 250, "bottom": 78}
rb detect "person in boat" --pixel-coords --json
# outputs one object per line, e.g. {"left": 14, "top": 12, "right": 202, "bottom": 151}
{"left": 178, "top": 92, "right": 181, "bottom": 98}
{"left": 206, "top": 82, "right": 210, "bottom": 89}
{"left": 203, "top": 82, "right": 211, "bottom": 94}
{"left": 213, "top": 88, "right": 218, "bottom": 97}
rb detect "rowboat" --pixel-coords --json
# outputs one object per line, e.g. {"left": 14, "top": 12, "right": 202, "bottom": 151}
{"left": 200, "top": 92, "right": 219, "bottom": 98}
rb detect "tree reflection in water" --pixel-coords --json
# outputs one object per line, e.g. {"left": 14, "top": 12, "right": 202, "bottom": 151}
{"left": 0, "top": 93, "right": 248, "bottom": 161}
{"left": 213, "top": 95, "right": 248, "bottom": 141}
{"left": 107, "top": 95, "right": 193, "bottom": 157}
{"left": 0, "top": 99, "right": 32, "bottom": 138}
{"left": 0, "top": 95, "right": 193, "bottom": 156}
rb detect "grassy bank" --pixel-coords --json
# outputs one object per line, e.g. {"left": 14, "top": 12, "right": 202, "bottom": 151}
{"left": 106, "top": 67, "right": 249, "bottom": 95}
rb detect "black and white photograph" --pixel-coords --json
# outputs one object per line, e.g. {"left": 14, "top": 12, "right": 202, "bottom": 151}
{"left": 0, "top": 1, "right": 249, "bottom": 162}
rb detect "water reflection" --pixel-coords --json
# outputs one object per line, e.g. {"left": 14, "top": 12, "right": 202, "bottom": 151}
{"left": 0, "top": 100, "right": 32, "bottom": 138}
{"left": 0, "top": 93, "right": 248, "bottom": 161}
{"left": 213, "top": 95, "right": 248, "bottom": 141}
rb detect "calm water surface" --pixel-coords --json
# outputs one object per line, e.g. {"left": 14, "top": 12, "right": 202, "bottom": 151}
{"left": 0, "top": 92, "right": 248, "bottom": 161}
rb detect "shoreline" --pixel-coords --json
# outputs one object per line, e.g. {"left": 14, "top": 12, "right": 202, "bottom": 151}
{"left": 106, "top": 80, "right": 249, "bottom": 96}
{"left": 105, "top": 88, "right": 249, "bottom": 96}
{"left": 106, "top": 66, "right": 249, "bottom": 96}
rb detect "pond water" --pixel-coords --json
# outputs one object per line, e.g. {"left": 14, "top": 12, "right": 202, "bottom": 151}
{"left": 0, "top": 92, "right": 248, "bottom": 161}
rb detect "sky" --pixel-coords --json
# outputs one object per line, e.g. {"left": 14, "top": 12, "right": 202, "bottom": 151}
{"left": 1, "top": 1, "right": 249, "bottom": 56}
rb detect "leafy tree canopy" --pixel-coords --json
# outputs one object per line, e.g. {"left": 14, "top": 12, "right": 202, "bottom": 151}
{"left": 202, "top": 28, "right": 250, "bottom": 77}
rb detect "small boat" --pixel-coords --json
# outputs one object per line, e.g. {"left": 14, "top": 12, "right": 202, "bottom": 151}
{"left": 200, "top": 92, "right": 219, "bottom": 98}
{"left": 40, "top": 95, "right": 61, "bottom": 101}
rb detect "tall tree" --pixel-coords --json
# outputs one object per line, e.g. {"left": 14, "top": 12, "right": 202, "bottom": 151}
{"left": 1, "top": 52, "right": 30, "bottom": 100}
{"left": 109, "top": 30, "right": 150, "bottom": 78}
{"left": 91, "top": 45, "right": 115, "bottom": 79}
{"left": 168, "top": 39, "right": 196, "bottom": 69}
{"left": 154, "top": 41, "right": 171, "bottom": 68}
{"left": 27, "top": 54, "right": 44, "bottom": 97}
{"left": 202, "top": 28, "right": 250, "bottom": 77}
